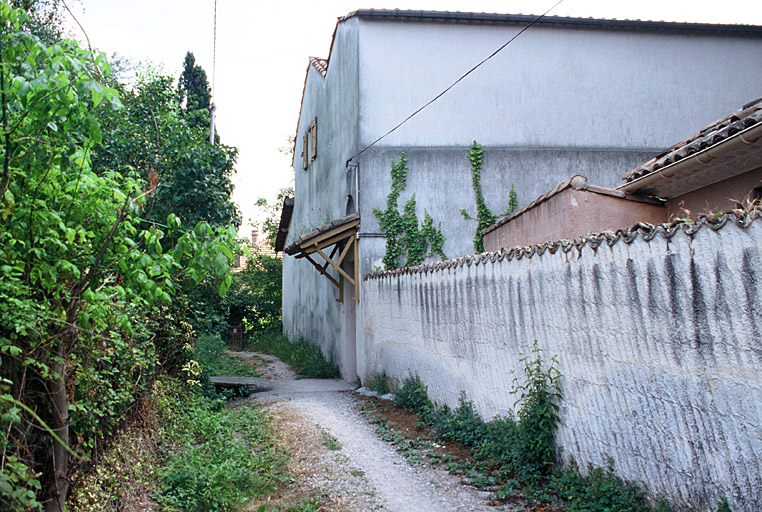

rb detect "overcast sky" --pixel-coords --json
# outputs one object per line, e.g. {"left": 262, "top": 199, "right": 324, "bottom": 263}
{"left": 65, "top": 0, "right": 762, "bottom": 235}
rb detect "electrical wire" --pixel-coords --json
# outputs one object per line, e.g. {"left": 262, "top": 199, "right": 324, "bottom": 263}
{"left": 346, "top": 0, "right": 565, "bottom": 165}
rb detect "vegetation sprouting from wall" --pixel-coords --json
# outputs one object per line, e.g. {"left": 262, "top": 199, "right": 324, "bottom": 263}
{"left": 461, "top": 141, "right": 517, "bottom": 253}
{"left": 374, "top": 153, "right": 446, "bottom": 270}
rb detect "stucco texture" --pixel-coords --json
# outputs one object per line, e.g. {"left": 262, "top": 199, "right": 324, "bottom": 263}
{"left": 360, "top": 213, "right": 762, "bottom": 511}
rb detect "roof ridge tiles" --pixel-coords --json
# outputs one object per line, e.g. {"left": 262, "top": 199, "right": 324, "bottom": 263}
{"left": 339, "top": 9, "right": 762, "bottom": 34}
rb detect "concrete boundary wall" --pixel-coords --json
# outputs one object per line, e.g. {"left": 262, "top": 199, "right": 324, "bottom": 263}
{"left": 360, "top": 212, "right": 762, "bottom": 511}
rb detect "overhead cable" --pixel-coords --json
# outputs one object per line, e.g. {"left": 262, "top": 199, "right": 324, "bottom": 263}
{"left": 346, "top": 0, "right": 565, "bottom": 165}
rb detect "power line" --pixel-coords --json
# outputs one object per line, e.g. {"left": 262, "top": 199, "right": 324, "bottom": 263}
{"left": 346, "top": 0, "right": 565, "bottom": 165}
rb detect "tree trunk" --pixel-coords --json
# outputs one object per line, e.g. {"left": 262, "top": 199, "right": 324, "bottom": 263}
{"left": 44, "top": 342, "right": 71, "bottom": 512}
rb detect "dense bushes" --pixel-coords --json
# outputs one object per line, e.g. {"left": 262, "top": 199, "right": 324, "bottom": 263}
{"left": 225, "top": 254, "right": 283, "bottom": 331}
{"left": 0, "top": 4, "right": 239, "bottom": 509}
{"left": 393, "top": 342, "right": 559, "bottom": 482}
{"left": 248, "top": 328, "right": 339, "bottom": 379}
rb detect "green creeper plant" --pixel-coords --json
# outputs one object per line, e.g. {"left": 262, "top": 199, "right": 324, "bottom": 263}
{"left": 460, "top": 141, "right": 518, "bottom": 253}
{"left": 373, "top": 153, "right": 446, "bottom": 270}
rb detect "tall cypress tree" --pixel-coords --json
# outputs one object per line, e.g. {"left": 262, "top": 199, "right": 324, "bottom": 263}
{"left": 178, "top": 51, "right": 212, "bottom": 132}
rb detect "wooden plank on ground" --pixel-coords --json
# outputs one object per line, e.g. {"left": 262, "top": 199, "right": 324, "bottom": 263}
{"left": 209, "top": 376, "right": 273, "bottom": 393}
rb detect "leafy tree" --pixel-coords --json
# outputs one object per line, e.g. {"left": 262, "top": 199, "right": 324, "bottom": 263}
{"left": 10, "top": 0, "right": 66, "bottom": 43}
{"left": 90, "top": 66, "right": 240, "bottom": 235}
{"left": 0, "top": 5, "right": 237, "bottom": 510}
{"left": 178, "top": 51, "right": 211, "bottom": 132}
{"left": 225, "top": 254, "right": 283, "bottom": 331}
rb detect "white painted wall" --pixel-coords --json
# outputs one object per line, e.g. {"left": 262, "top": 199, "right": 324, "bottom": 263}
{"left": 357, "top": 20, "right": 762, "bottom": 149}
{"left": 360, "top": 215, "right": 762, "bottom": 512}
{"left": 282, "top": 17, "right": 360, "bottom": 368}
{"left": 285, "top": 12, "right": 762, "bottom": 385}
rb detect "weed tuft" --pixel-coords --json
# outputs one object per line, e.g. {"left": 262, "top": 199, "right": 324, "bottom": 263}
{"left": 366, "top": 372, "right": 391, "bottom": 394}
{"left": 320, "top": 429, "right": 342, "bottom": 451}
{"left": 393, "top": 375, "right": 432, "bottom": 413}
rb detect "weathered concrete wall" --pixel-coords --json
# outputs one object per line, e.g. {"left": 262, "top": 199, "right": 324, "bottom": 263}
{"left": 359, "top": 213, "right": 762, "bottom": 511}
{"left": 356, "top": 147, "right": 658, "bottom": 272}
{"left": 285, "top": 13, "right": 762, "bottom": 376}
{"left": 283, "top": 18, "right": 360, "bottom": 367}
{"left": 358, "top": 19, "right": 762, "bottom": 150}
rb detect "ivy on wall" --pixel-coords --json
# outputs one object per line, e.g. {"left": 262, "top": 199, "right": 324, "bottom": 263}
{"left": 374, "top": 154, "right": 446, "bottom": 270}
{"left": 461, "top": 141, "right": 518, "bottom": 253}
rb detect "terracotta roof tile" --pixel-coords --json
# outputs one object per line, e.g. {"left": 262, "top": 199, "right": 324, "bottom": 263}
{"left": 623, "top": 97, "right": 762, "bottom": 183}
{"left": 309, "top": 57, "right": 328, "bottom": 77}
{"left": 365, "top": 208, "right": 762, "bottom": 280}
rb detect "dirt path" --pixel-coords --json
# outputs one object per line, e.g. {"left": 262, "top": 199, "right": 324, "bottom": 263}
{"left": 239, "top": 352, "right": 520, "bottom": 512}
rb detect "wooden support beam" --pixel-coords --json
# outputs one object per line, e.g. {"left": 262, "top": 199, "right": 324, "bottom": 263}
{"left": 335, "top": 235, "right": 354, "bottom": 268}
{"left": 304, "top": 253, "right": 341, "bottom": 290}
{"left": 353, "top": 233, "right": 359, "bottom": 301}
{"left": 316, "top": 246, "right": 355, "bottom": 286}
{"left": 300, "top": 219, "right": 359, "bottom": 250}
{"left": 289, "top": 219, "right": 360, "bottom": 304}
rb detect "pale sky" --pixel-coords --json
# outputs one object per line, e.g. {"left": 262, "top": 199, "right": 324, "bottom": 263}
{"left": 64, "top": 0, "right": 762, "bottom": 236}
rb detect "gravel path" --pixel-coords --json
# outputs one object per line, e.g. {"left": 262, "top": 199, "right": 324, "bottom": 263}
{"left": 242, "top": 352, "right": 520, "bottom": 512}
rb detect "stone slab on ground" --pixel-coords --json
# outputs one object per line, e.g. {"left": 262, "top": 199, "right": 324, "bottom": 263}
{"left": 254, "top": 378, "right": 354, "bottom": 397}
{"left": 209, "top": 376, "right": 273, "bottom": 392}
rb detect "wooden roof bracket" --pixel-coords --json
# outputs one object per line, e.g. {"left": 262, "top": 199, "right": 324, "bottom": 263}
{"left": 314, "top": 235, "right": 359, "bottom": 302}
{"left": 285, "top": 216, "right": 360, "bottom": 303}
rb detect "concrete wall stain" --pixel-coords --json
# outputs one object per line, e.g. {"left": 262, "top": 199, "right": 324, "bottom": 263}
{"left": 360, "top": 212, "right": 762, "bottom": 511}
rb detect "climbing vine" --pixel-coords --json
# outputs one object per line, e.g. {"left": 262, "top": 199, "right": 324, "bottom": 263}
{"left": 373, "top": 154, "right": 446, "bottom": 270}
{"left": 461, "top": 141, "right": 518, "bottom": 253}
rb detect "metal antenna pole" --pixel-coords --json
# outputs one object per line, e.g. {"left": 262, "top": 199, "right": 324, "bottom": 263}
{"left": 210, "top": 0, "right": 217, "bottom": 144}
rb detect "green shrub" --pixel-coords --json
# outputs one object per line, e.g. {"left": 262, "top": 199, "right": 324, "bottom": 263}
{"left": 429, "top": 393, "right": 486, "bottom": 447}
{"left": 474, "top": 416, "right": 522, "bottom": 477}
{"left": 366, "top": 372, "right": 390, "bottom": 394}
{"left": 512, "top": 341, "right": 562, "bottom": 474}
{"left": 248, "top": 329, "right": 338, "bottom": 378}
{"left": 393, "top": 375, "right": 433, "bottom": 414}
{"left": 549, "top": 460, "right": 652, "bottom": 512}
{"left": 155, "top": 380, "right": 286, "bottom": 511}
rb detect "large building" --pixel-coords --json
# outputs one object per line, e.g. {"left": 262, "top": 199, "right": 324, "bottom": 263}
{"left": 279, "top": 9, "right": 762, "bottom": 381}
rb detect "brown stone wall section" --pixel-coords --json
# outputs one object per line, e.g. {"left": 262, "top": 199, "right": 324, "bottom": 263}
{"left": 484, "top": 186, "right": 666, "bottom": 251}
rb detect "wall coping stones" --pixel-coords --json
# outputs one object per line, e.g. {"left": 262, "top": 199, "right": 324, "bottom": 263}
{"left": 363, "top": 208, "right": 761, "bottom": 280}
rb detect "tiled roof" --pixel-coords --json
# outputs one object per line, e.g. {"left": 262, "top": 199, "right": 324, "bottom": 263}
{"left": 365, "top": 208, "right": 762, "bottom": 280}
{"left": 623, "top": 97, "right": 762, "bottom": 184}
{"left": 340, "top": 9, "right": 762, "bottom": 36}
{"left": 274, "top": 197, "right": 294, "bottom": 253}
{"left": 284, "top": 213, "right": 359, "bottom": 256}
{"left": 309, "top": 57, "right": 328, "bottom": 77}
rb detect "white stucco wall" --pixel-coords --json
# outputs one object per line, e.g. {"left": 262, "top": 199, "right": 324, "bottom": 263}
{"left": 360, "top": 214, "right": 762, "bottom": 512}
{"left": 357, "top": 20, "right": 762, "bottom": 150}
{"left": 352, "top": 19, "right": 762, "bottom": 265}
{"left": 282, "top": 18, "right": 360, "bottom": 368}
